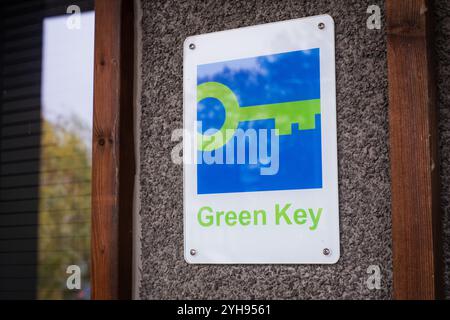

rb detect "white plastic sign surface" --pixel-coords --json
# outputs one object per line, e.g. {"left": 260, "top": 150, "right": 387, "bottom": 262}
{"left": 183, "top": 15, "right": 339, "bottom": 264}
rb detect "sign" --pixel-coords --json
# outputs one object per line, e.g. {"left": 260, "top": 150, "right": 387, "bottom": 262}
{"left": 183, "top": 15, "right": 339, "bottom": 264}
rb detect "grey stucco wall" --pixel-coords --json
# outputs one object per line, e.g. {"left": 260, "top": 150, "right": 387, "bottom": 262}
{"left": 137, "top": 0, "right": 392, "bottom": 299}
{"left": 436, "top": 0, "right": 450, "bottom": 299}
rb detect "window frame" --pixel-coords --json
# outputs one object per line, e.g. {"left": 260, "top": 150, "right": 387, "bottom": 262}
{"left": 91, "top": 0, "right": 135, "bottom": 300}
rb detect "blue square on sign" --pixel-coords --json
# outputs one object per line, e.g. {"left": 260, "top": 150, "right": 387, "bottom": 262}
{"left": 196, "top": 48, "right": 322, "bottom": 194}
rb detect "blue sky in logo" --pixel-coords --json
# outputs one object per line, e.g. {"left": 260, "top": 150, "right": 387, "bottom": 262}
{"left": 197, "top": 49, "right": 322, "bottom": 194}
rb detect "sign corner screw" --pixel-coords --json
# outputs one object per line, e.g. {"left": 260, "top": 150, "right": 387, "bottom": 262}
{"left": 323, "top": 248, "right": 331, "bottom": 256}
{"left": 318, "top": 22, "right": 325, "bottom": 30}
{"left": 190, "top": 249, "right": 197, "bottom": 256}
{"left": 189, "top": 43, "right": 195, "bottom": 50}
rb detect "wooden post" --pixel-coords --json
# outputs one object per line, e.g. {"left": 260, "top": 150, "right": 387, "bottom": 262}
{"left": 91, "top": 0, "right": 135, "bottom": 300}
{"left": 386, "top": 0, "right": 442, "bottom": 299}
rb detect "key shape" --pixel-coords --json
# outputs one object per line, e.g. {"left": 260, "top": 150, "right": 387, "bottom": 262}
{"left": 197, "top": 81, "right": 320, "bottom": 151}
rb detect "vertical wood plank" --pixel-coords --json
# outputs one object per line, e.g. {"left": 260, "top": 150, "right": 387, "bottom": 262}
{"left": 91, "top": 0, "right": 135, "bottom": 300}
{"left": 386, "top": 0, "right": 442, "bottom": 299}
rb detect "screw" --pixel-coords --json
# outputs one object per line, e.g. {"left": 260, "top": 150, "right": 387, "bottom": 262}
{"left": 189, "top": 43, "right": 195, "bottom": 50}
{"left": 323, "top": 248, "right": 331, "bottom": 256}
{"left": 318, "top": 22, "right": 325, "bottom": 30}
{"left": 190, "top": 249, "right": 197, "bottom": 256}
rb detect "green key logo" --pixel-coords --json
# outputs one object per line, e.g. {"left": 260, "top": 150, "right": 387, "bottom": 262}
{"left": 196, "top": 48, "right": 322, "bottom": 194}
{"left": 197, "top": 82, "right": 320, "bottom": 152}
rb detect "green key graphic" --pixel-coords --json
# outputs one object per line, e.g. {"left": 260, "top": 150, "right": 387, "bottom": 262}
{"left": 197, "top": 82, "right": 321, "bottom": 151}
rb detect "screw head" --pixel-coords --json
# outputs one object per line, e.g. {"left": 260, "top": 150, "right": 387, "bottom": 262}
{"left": 323, "top": 248, "right": 331, "bottom": 256}
{"left": 189, "top": 43, "right": 195, "bottom": 50}
{"left": 318, "top": 22, "right": 325, "bottom": 30}
{"left": 190, "top": 249, "right": 197, "bottom": 256}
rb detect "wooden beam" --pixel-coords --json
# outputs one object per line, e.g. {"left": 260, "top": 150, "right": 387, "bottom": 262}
{"left": 386, "top": 0, "right": 442, "bottom": 299}
{"left": 91, "top": 0, "right": 135, "bottom": 300}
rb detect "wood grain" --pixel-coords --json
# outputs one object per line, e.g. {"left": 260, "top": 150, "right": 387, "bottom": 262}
{"left": 386, "top": 0, "right": 442, "bottom": 299}
{"left": 91, "top": 0, "right": 135, "bottom": 300}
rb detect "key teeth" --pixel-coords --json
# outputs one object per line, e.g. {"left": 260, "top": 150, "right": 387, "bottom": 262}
{"left": 302, "top": 114, "right": 319, "bottom": 130}
{"left": 275, "top": 117, "right": 318, "bottom": 135}
{"left": 277, "top": 125, "right": 293, "bottom": 135}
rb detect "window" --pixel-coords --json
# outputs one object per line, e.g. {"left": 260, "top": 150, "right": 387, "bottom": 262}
{"left": 0, "top": 0, "right": 95, "bottom": 300}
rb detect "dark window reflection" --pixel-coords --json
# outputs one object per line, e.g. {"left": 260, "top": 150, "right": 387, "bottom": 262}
{"left": 0, "top": 0, "right": 94, "bottom": 300}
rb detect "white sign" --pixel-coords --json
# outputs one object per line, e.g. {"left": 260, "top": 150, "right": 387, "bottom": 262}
{"left": 183, "top": 15, "right": 339, "bottom": 264}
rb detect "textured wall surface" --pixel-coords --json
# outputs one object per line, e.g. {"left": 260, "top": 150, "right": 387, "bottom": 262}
{"left": 436, "top": 0, "right": 450, "bottom": 299}
{"left": 138, "top": 0, "right": 392, "bottom": 299}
